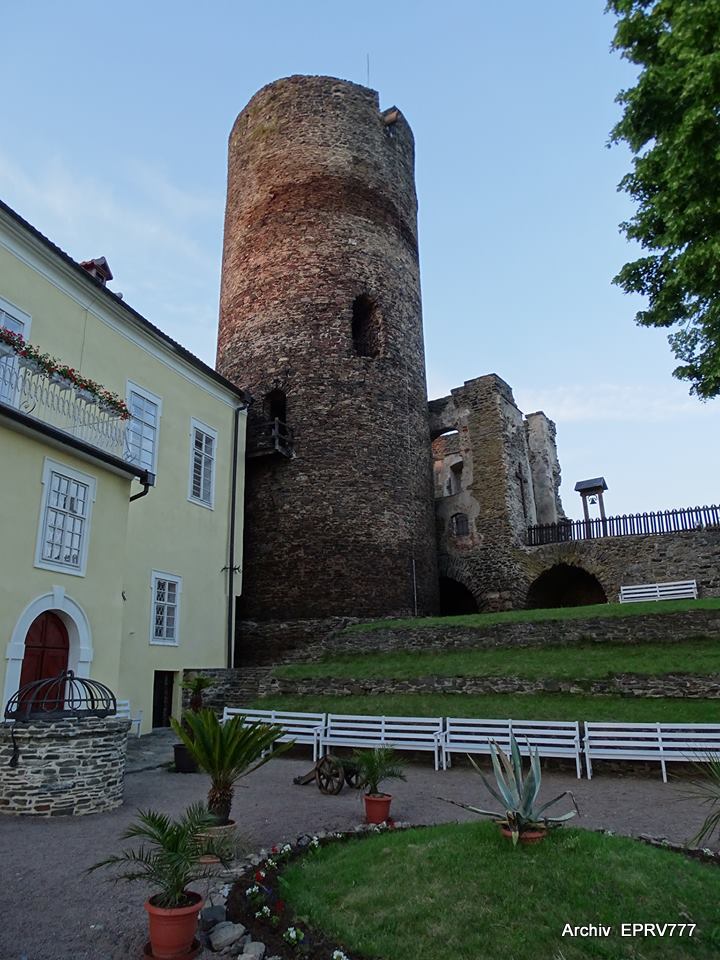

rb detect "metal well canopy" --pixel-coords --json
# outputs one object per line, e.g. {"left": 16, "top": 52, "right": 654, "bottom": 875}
{"left": 4, "top": 670, "right": 117, "bottom": 722}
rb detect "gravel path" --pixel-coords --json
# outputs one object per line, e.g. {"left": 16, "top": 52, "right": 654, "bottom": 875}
{"left": 0, "top": 732, "right": 713, "bottom": 960}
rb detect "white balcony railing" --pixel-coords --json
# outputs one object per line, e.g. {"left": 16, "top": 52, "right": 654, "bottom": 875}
{"left": 0, "top": 352, "right": 129, "bottom": 460}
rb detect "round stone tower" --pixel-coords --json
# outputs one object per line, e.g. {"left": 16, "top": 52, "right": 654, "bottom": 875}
{"left": 217, "top": 75, "right": 438, "bottom": 634}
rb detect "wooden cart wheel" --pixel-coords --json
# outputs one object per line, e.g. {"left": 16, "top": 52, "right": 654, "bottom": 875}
{"left": 344, "top": 765, "right": 365, "bottom": 790}
{"left": 316, "top": 756, "right": 345, "bottom": 795}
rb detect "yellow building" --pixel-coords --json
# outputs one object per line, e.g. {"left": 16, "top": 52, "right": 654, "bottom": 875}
{"left": 0, "top": 199, "right": 247, "bottom": 732}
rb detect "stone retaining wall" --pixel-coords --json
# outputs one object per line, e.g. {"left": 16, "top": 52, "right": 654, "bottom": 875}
{"left": 290, "top": 609, "right": 720, "bottom": 661}
{"left": 268, "top": 672, "right": 720, "bottom": 700}
{"left": 0, "top": 716, "right": 130, "bottom": 816}
{"left": 182, "top": 667, "right": 274, "bottom": 712}
{"left": 235, "top": 617, "right": 363, "bottom": 665}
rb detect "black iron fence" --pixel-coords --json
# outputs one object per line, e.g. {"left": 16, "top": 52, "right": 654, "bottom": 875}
{"left": 527, "top": 504, "right": 720, "bottom": 546}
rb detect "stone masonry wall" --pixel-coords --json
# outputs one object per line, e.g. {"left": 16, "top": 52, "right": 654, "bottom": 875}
{"left": 217, "top": 76, "right": 438, "bottom": 624}
{"left": 0, "top": 716, "right": 130, "bottom": 816}
{"left": 288, "top": 608, "right": 720, "bottom": 659}
{"left": 182, "top": 667, "right": 274, "bottom": 712}
{"left": 268, "top": 673, "right": 720, "bottom": 700}
{"left": 431, "top": 375, "right": 567, "bottom": 610}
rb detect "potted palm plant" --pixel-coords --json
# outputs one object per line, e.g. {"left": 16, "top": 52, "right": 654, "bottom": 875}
{"left": 173, "top": 676, "right": 213, "bottom": 774}
{"left": 89, "top": 802, "right": 224, "bottom": 959}
{"left": 171, "top": 709, "right": 290, "bottom": 847}
{"left": 352, "top": 746, "right": 406, "bottom": 824}
{"left": 441, "top": 734, "right": 578, "bottom": 845}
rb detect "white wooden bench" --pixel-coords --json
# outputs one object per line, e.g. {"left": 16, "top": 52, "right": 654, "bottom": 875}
{"left": 442, "top": 718, "right": 582, "bottom": 778}
{"left": 619, "top": 580, "right": 698, "bottom": 603}
{"left": 221, "top": 707, "right": 326, "bottom": 760}
{"left": 584, "top": 722, "right": 720, "bottom": 781}
{"left": 319, "top": 714, "right": 445, "bottom": 771}
{"left": 116, "top": 700, "right": 143, "bottom": 738}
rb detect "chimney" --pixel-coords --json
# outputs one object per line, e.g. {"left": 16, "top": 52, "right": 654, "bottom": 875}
{"left": 80, "top": 256, "right": 113, "bottom": 286}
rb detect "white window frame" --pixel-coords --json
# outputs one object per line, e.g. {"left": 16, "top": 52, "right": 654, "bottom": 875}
{"left": 150, "top": 570, "right": 182, "bottom": 646}
{"left": 126, "top": 380, "right": 162, "bottom": 474}
{"left": 187, "top": 417, "right": 218, "bottom": 510}
{"left": 34, "top": 458, "right": 96, "bottom": 577}
{"left": 0, "top": 295, "right": 32, "bottom": 408}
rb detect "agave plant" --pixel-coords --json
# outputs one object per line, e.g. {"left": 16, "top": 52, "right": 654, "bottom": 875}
{"left": 682, "top": 755, "right": 720, "bottom": 846}
{"left": 171, "top": 709, "right": 291, "bottom": 824}
{"left": 440, "top": 734, "right": 578, "bottom": 845}
{"left": 88, "top": 802, "right": 223, "bottom": 907}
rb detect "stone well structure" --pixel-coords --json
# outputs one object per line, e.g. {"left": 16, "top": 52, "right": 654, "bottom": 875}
{"left": 0, "top": 715, "right": 130, "bottom": 816}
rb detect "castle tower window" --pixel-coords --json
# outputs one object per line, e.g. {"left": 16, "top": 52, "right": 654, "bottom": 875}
{"left": 264, "top": 389, "right": 287, "bottom": 424}
{"left": 351, "top": 295, "right": 382, "bottom": 358}
{"left": 451, "top": 513, "right": 470, "bottom": 536}
{"left": 446, "top": 460, "right": 463, "bottom": 496}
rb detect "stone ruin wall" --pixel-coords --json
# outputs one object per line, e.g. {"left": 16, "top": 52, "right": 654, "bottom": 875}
{"left": 430, "top": 373, "right": 720, "bottom": 611}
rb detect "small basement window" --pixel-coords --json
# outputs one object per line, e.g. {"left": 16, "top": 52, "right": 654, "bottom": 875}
{"left": 351, "top": 295, "right": 382, "bottom": 358}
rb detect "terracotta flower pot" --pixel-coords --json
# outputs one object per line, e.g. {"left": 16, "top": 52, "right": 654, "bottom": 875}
{"left": 500, "top": 824, "right": 547, "bottom": 845}
{"left": 144, "top": 892, "right": 203, "bottom": 959}
{"left": 364, "top": 793, "right": 392, "bottom": 824}
{"left": 196, "top": 819, "right": 236, "bottom": 863}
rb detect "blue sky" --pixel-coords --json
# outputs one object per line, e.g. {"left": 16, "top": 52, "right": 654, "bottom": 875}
{"left": 2, "top": 1, "right": 717, "bottom": 517}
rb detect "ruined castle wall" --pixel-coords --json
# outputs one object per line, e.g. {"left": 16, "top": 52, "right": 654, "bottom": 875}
{"left": 525, "top": 411, "right": 564, "bottom": 525}
{"left": 217, "top": 76, "right": 438, "bottom": 631}
{"left": 431, "top": 373, "right": 719, "bottom": 612}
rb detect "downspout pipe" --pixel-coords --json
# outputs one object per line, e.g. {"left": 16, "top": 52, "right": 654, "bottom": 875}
{"left": 129, "top": 471, "right": 155, "bottom": 502}
{"left": 227, "top": 393, "right": 251, "bottom": 668}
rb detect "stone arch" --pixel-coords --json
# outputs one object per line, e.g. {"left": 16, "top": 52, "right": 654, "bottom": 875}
{"left": 526, "top": 563, "right": 607, "bottom": 609}
{"left": 3, "top": 587, "right": 93, "bottom": 708}
{"left": 439, "top": 576, "right": 479, "bottom": 615}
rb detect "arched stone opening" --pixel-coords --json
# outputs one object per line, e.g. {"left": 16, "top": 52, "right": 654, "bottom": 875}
{"left": 439, "top": 576, "right": 479, "bottom": 615}
{"left": 526, "top": 564, "right": 607, "bottom": 609}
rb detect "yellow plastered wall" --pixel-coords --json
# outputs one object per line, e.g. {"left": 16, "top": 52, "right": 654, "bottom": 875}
{"left": 0, "top": 427, "right": 130, "bottom": 700}
{"left": 0, "top": 217, "right": 245, "bottom": 732}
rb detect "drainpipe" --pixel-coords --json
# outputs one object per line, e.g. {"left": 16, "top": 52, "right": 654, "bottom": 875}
{"left": 129, "top": 471, "right": 155, "bottom": 502}
{"left": 227, "top": 396, "right": 250, "bottom": 668}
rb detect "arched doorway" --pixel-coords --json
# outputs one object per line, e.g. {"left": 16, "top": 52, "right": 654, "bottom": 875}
{"left": 19, "top": 612, "right": 69, "bottom": 686}
{"left": 439, "top": 576, "right": 479, "bottom": 615}
{"left": 527, "top": 564, "right": 607, "bottom": 609}
{"left": 3, "top": 589, "right": 93, "bottom": 710}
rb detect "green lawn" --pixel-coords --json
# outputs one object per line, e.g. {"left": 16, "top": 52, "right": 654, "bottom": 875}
{"left": 346, "top": 596, "right": 720, "bottom": 633}
{"left": 276, "top": 638, "right": 720, "bottom": 681}
{"left": 253, "top": 692, "right": 720, "bottom": 723}
{"left": 281, "top": 822, "right": 718, "bottom": 959}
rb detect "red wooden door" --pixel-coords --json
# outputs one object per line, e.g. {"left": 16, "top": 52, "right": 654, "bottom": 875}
{"left": 19, "top": 613, "right": 69, "bottom": 709}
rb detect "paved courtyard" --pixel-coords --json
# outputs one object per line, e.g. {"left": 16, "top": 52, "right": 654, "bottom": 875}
{"left": 0, "top": 730, "right": 714, "bottom": 960}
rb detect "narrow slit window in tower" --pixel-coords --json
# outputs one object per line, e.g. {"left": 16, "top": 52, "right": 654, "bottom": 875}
{"left": 451, "top": 513, "right": 470, "bottom": 536}
{"left": 351, "top": 295, "right": 382, "bottom": 358}
{"left": 264, "top": 389, "right": 287, "bottom": 424}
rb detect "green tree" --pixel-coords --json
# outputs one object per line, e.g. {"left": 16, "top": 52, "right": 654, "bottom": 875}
{"left": 608, "top": 0, "right": 720, "bottom": 398}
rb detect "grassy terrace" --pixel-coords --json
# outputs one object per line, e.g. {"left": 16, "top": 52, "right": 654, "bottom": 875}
{"left": 345, "top": 596, "right": 720, "bottom": 633}
{"left": 276, "top": 638, "right": 720, "bottom": 681}
{"left": 252, "top": 692, "right": 720, "bottom": 723}
{"left": 282, "top": 822, "right": 718, "bottom": 959}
